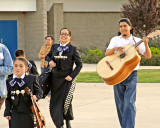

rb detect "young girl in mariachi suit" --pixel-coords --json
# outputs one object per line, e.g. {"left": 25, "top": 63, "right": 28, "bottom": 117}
{"left": 4, "top": 57, "right": 42, "bottom": 128}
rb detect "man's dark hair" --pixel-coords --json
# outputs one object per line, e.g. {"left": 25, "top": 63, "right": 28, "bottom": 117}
{"left": 118, "top": 18, "right": 133, "bottom": 35}
{"left": 15, "top": 49, "right": 25, "bottom": 57}
{"left": 119, "top": 18, "right": 131, "bottom": 26}
{"left": 45, "top": 35, "right": 54, "bottom": 41}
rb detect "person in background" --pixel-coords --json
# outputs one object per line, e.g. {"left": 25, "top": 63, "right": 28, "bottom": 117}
{"left": 4, "top": 57, "right": 42, "bottom": 128}
{"left": 38, "top": 35, "right": 54, "bottom": 73}
{"left": 8, "top": 49, "right": 39, "bottom": 78}
{"left": 0, "top": 43, "right": 13, "bottom": 110}
{"left": 45, "top": 28, "right": 82, "bottom": 128}
{"left": 14, "top": 49, "right": 39, "bottom": 76}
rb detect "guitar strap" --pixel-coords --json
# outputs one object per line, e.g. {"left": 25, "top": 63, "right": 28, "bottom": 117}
{"left": 133, "top": 36, "right": 140, "bottom": 55}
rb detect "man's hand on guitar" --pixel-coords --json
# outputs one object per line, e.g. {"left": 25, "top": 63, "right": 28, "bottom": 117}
{"left": 115, "top": 47, "right": 125, "bottom": 54}
{"left": 142, "top": 37, "right": 149, "bottom": 46}
{"left": 142, "top": 37, "right": 152, "bottom": 59}
{"left": 105, "top": 47, "right": 124, "bottom": 56}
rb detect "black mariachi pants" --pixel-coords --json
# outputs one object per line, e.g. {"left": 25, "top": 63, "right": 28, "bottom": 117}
{"left": 49, "top": 76, "right": 74, "bottom": 127}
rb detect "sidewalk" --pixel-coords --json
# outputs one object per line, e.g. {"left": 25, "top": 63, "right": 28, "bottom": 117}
{"left": 34, "top": 61, "right": 160, "bottom": 73}
{"left": 0, "top": 83, "right": 160, "bottom": 128}
{"left": 0, "top": 61, "right": 159, "bottom": 128}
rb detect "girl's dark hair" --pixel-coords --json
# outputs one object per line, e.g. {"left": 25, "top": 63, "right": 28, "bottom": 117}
{"left": 60, "top": 27, "right": 71, "bottom": 36}
{"left": 118, "top": 18, "right": 133, "bottom": 35}
{"left": 14, "top": 57, "right": 28, "bottom": 67}
{"left": 60, "top": 27, "right": 72, "bottom": 44}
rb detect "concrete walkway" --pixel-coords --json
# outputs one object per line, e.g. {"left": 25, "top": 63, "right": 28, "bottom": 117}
{"left": 34, "top": 61, "right": 160, "bottom": 74}
{"left": 0, "top": 62, "right": 160, "bottom": 128}
{"left": 0, "top": 83, "right": 160, "bottom": 128}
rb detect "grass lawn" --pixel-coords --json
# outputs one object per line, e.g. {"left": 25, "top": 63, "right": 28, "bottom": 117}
{"left": 76, "top": 69, "right": 160, "bottom": 83}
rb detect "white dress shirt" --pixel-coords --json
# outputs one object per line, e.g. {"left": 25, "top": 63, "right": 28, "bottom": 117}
{"left": 107, "top": 34, "right": 146, "bottom": 70}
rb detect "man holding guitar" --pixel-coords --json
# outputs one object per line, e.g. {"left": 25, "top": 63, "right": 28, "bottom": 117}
{"left": 105, "top": 18, "right": 151, "bottom": 128}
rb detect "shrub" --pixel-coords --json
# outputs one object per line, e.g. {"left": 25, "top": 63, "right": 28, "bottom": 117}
{"left": 80, "top": 48, "right": 104, "bottom": 63}
{"left": 140, "top": 55, "right": 160, "bottom": 66}
{"left": 77, "top": 47, "right": 89, "bottom": 56}
{"left": 150, "top": 47, "right": 160, "bottom": 56}
{"left": 149, "top": 39, "right": 160, "bottom": 49}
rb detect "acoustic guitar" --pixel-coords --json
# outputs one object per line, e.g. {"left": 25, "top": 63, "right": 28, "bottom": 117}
{"left": 25, "top": 87, "right": 46, "bottom": 128}
{"left": 97, "top": 30, "right": 160, "bottom": 85}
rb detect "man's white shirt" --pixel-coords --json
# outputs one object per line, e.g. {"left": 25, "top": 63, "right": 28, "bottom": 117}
{"left": 107, "top": 34, "right": 146, "bottom": 70}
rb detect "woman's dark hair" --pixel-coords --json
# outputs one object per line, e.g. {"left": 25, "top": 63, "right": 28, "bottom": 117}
{"left": 118, "top": 18, "right": 133, "bottom": 35}
{"left": 14, "top": 57, "right": 28, "bottom": 67}
{"left": 15, "top": 49, "right": 25, "bottom": 57}
{"left": 45, "top": 35, "right": 54, "bottom": 41}
{"left": 60, "top": 27, "right": 71, "bottom": 36}
{"left": 60, "top": 28, "right": 72, "bottom": 44}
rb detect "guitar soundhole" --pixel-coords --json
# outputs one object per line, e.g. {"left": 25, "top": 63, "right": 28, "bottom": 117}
{"left": 120, "top": 53, "right": 126, "bottom": 58}
{"left": 106, "top": 61, "right": 114, "bottom": 70}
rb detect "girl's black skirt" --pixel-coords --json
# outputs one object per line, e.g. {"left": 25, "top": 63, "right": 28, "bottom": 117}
{"left": 10, "top": 111, "right": 34, "bottom": 128}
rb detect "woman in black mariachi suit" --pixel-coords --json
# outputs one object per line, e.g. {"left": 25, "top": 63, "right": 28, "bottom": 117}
{"left": 45, "top": 28, "right": 82, "bottom": 128}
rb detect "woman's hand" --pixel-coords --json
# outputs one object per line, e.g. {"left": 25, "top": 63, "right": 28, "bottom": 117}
{"left": 65, "top": 75, "right": 72, "bottom": 81}
{"left": 49, "top": 60, "right": 56, "bottom": 68}
{"left": 5, "top": 116, "right": 11, "bottom": 120}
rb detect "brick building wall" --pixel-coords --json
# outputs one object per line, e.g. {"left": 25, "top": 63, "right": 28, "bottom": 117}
{"left": 63, "top": 12, "right": 121, "bottom": 51}
{"left": 25, "top": 0, "right": 47, "bottom": 60}
{"left": 48, "top": 3, "right": 63, "bottom": 43}
{"left": 0, "top": 13, "right": 25, "bottom": 50}
{"left": 0, "top": 0, "right": 123, "bottom": 60}
{"left": 0, "top": 0, "right": 48, "bottom": 60}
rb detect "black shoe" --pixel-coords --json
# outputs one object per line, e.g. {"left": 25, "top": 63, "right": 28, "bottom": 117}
{"left": 66, "top": 120, "right": 72, "bottom": 128}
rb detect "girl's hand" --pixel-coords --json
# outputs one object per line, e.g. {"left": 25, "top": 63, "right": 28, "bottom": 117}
{"left": 32, "top": 95, "right": 37, "bottom": 101}
{"left": 65, "top": 75, "right": 72, "bottom": 81}
{"left": 5, "top": 116, "right": 11, "bottom": 120}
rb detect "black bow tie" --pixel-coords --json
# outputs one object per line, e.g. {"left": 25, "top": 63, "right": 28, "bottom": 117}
{"left": 57, "top": 46, "right": 69, "bottom": 52}
{"left": 14, "top": 78, "right": 22, "bottom": 83}
{"left": 10, "top": 78, "right": 25, "bottom": 87}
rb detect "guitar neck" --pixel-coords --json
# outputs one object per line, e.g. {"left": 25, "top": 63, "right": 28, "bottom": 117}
{"left": 33, "top": 99, "right": 41, "bottom": 112}
{"left": 25, "top": 87, "right": 41, "bottom": 112}
{"left": 134, "top": 30, "right": 160, "bottom": 48}
{"left": 134, "top": 39, "right": 143, "bottom": 48}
